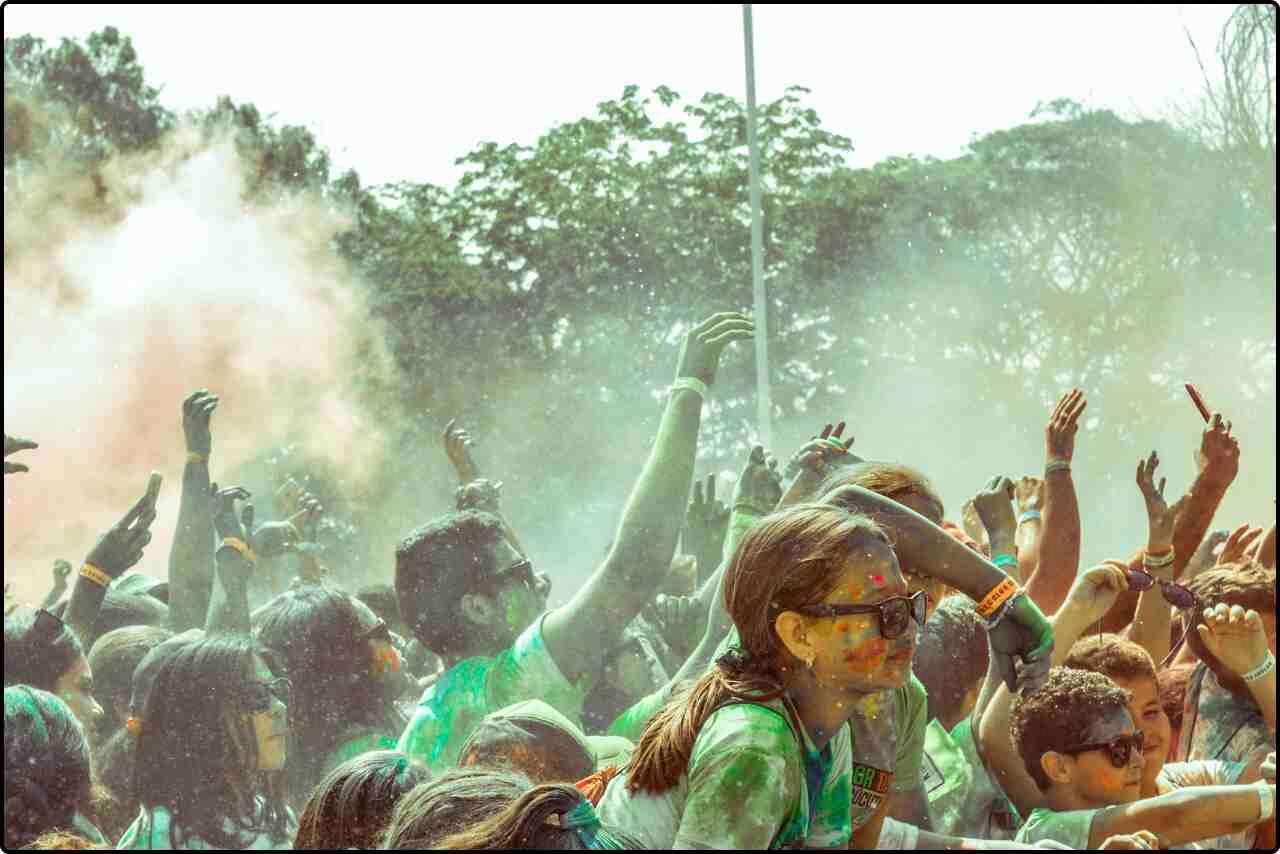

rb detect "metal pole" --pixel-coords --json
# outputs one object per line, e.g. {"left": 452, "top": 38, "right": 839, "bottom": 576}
{"left": 742, "top": 4, "right": 772, "bottom": 448}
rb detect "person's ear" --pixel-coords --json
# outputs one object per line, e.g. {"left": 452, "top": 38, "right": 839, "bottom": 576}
{"left": 774, "top": 611, "right": 816, "bottom": 669}
{"left": 460, "top": 592, "right": 499, "bottom": 628}
{"left": 1041, "top": 750, "right": 1074, "bottom": 786}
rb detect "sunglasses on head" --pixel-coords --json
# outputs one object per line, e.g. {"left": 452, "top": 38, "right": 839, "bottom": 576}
{"left": 243, "top": 677, "right": 292, "bottom": 714}
{"left": 1063, "top": 731, "right": 1145, "bottom": 769}
{"left": 358, "top": 617, "right": 392, "bottom": 644}
{"left": 487, "top": 558, "right": 537, "bottom": 593}
{"left": 792, "top": 590, "right": 929, "bottom": 640}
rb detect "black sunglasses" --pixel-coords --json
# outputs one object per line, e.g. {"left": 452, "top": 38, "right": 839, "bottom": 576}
{"left": 1125, "top": 568, "right": 1196, "bottom": 609}
{"left": 243, "top": 677, "right": 292, "bottom": 714}
{"left": 1063, "top": 732, "right": 1145, "bottom": 769}
{"left": 791, "top": 591, "right": 928, "bottom": 640}
{"left": 358, "top": 618, "right": 392, "bottom": 644}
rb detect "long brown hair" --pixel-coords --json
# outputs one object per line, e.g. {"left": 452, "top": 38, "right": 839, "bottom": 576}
{"left": 435, "top": 783, "right": 641, "bottom": 850}
{"left": 820, "top": 460, "right": 945, "bottom": 523}
{"left": 625, "top": 504, "right": 887, "bottom": 795}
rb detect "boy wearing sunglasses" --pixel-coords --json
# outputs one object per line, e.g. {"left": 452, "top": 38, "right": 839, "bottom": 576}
{"left": 1012, "top": 666, "right": 1276, "bottom": 848}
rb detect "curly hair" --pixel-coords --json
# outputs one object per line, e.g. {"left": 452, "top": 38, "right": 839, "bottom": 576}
{"left": 396, "top": 511, "right": 507, "bottom": 657}
{"left": 1064, "top": 634, "right": 1158, "bottom": 685}
{"left": 1011, "top": 667, "right": 1133, "bottom": 791}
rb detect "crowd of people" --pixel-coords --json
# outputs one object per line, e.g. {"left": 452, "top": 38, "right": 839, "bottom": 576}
{"left": 3, "top": 310, "right": 1276, "bottom": 850}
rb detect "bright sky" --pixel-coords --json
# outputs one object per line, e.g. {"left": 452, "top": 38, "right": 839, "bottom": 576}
{"left": 5, "top": 4, "right": 1234, "bottom": 188}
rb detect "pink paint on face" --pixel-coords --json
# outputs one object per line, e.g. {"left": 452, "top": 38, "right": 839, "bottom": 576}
{"left": 842, "top": 638, "right": 888, "bottom": 673}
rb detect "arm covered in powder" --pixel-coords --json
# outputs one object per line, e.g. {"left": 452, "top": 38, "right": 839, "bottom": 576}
{"left": 167, "top": 391, "right": 218, "bottom": 632}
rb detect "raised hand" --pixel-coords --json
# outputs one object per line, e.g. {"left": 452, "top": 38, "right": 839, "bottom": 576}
{"left": 85, "top": 472, "right": 162, "bottom": 578}
{"left": 251, "top": 521, "right": 300, "bottom": 560}
{"left": 1195, "top": 603, "right": 1271, "bottom": 677}
{"left": 1135, "top": 451, "right": 1188, "bottom": 557}
{"left": 972, "top": 476, "right": 1017, "bottom": 551}
{"left": 1014, "top": 475, "right": 1045, "bottom": 514}
{"left": 52, "top": 559, "right": 72, "bottom": 587}
{"left": 4, "top": 434, "right": 38, "bottom": 475}
{"left": 733, "top": 445, "right": 783, "bottom": 515}
{"left": 1196, "top": 412, "right": 1240, "bottom": 485}
{"left": 210, "top": 484, "right": 252, "bottom": 543}
{"left": 961, "top": 498, "right": 989, "bottom": 546}
{"left": 1062, "top": 561, "right": 1132, "bottom": 626}
{"left": 673, "top": 312, "right": 753, "bottom": 387}
{"left": 443, "top": 418, "right": 480, "bottom": 484}
{"left": 683, "top": 473, "right": 730, "bottom": 581}
{"left": 181, "top": 390, "right": 218, "bottom": 457}
{"left": 1215, "top": 522, "right": 1264, "bottom": 566}
{"left": 783, "top": 421, "right": 860, "bottom": 481}
{"left": 1185, "top": 530, "right": 1229, "bottom": 579}
{"left": 987, "top": 594, "right": 1054, "bottom": 694}
{"left": 1045, "top": 388, "right": 1087, "bottom": 463}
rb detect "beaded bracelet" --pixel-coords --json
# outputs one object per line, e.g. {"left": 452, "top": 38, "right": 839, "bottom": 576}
{"left": 80, "top": 563, "right": 112, "bottom": 588}
{"left": 1243, "top": 651, "right": 1276, "bottom": 684}
{"left": 992, "top": 554, "right": 1018, "bottom": 570}
{"left": 1143, "top": 548, "right": 1175, "bottom": 569}
{"left": 976, "top": 577, "right": 1019, "bottom": 620}
{"left": 670, "top": 376, "right": 708, "bottom": 403}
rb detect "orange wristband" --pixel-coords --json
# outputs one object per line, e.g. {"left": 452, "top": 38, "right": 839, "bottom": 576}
{"left": 80, "top": 563, "right": 112, "bottom": 587}
{"left": 218, "top": 537, "right": 258, "bottom": 565}
{"left": 976, "top": 577, "right": 1019, "bottom": 620}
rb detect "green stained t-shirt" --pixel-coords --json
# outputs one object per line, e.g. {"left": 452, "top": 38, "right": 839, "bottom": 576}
{"left": 397, "top": 613, "right": 591, "bottom": 773}
{"left": 596, "top": 696, "right": 854, "bottom": 849}
{"left": 922, "top": 717, "right": 1021, "bottom": 840}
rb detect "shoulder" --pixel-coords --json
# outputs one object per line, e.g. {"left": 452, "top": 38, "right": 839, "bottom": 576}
{"left": 692, "top": 701, "right": 797, "bottom": 758}
{"left": 1015, "top": 806, "right": 1096, "bottom": 849}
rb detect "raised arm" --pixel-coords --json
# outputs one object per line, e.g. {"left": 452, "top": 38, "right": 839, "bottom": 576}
{"left": 1088, "top": 783, "right": 1276, "bottom": 849}
{"left": 1013, "top": 476, "right": 1045, "bottom": 582}
{"left": 39, "top": 560, "right": 73, "bottom": 610}
{"left": 1028, "top": 389, "right": 1087, "bottom": 615}
{"left": 542, "top": 312, "right": 753, "bottom": 681}
{"left": 1195, "top": 602, "right": 1276, "bottom": 734}
{"left": 682, "top": 473, "right": 730, "bottom": 587}
{"left": 1126, "top": 451, "right": 1188, "bottom": 666}
{"left": 204, "top": 485, "right": 256, "bottom": 636}
{"left": 1170, "top": 413, "right": 1239, "bottom": 579}
{"left": 776, "top": 421, "right": 857, "bottom": 509}
{"left": 168, "top": 391, "right": 218, "bottom": 632}
{"left": 976, "top": 563, "right": 1131, "bottom": 818}
{"left": 3, "top": 433, "right": 38, "bottom": 475}
{"left": 64, "top": 473, "right": 162, "bottom": 644}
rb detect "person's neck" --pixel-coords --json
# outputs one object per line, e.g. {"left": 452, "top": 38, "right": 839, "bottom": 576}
{"left": 785, "top": 676, "right": 869, "bottom": 751}
{"left": 1046, "top": 782, "right": 1109, "bottom": 813}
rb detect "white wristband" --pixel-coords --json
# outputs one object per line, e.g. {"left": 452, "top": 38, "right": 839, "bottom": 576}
{"left": 670, "top": 376, "right": 708, "bottom": 402}
{"left": 1256, "top": 781, "right": 1275, "bottom": 823}
{"left": 1243, "top": 650, "right": 1276, "bottom": 683}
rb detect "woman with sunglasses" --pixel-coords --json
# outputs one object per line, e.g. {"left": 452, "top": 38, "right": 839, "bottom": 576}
{"left": 1011, "top": 666, "right": 1276, "bottom": 849}
{"left": 119, "top": 635, "right": 294, "bottom": 849}
{"left": 254, "top": 585, "right": 408, "bottom": 810}
{"left": 595, "top": 503, "right": 917, "bottom": 848}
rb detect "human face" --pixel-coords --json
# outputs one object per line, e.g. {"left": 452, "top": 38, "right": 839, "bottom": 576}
{"left": 1110, "top": 674, "right": 1172, "bottom": 792}
{"left": 54, "top": 655, "right": 104, "bottom": 743}
{"left": 482, "top": 537, "right": 548, "bottom": 644}
{"left": 803, "top": 539, "right": 916, "bottom": 694}
{"left": 1061, "top": 707, "right": 1144, "bottom": 808}
{"left": 248, "top": 655, "right": 289, "bottom": 772}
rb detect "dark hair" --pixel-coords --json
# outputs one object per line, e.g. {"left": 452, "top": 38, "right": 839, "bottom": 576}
{"left": 92, "top": 726, "right": 137, "bottom": 809}
{"left": 4, "top": 686, "right": 93, "bottom": 850}
{"left": 4, "top": 607, "right": 85, "bottom": 693}
{"left": 381, "top": 769, "right": 530, "bottom": 849}
{"left": 356, "top": 583, "right": 406, "bottom": 635}
{"left": 254, "top": 584, "right": 405, "bottom": 808}
{"left": 1011, "top": 667, "right": 1133, "bottom": 791}
{"left": 1183, "top": 562, "right": 1276, "bottom": 691}
{"left": 627, "top": 504, "right": 889, "bottom": 795}
{"left": 1064, "top": 634, "right": 1158, "bottom": 686}
{"left": 436, "top": 783, "right": 643, "bottom": 850}
{"left": 1157, "top": 664, "right": 1197, "bottom": 735}
{"left": 293, "top": 750, "right": 429, "bottom": 850}
{"left": 396, "top": 510, "right": 506, "bottom": 656}
{"left": 914, "top": 595, "right": 988, "bottom": 729}
{"left": 82, "top": 590, "right": 169, "bottom": 652}
{"left": 819, "top": 460, "right": 946, "bottom": 523}
{"left": 458, "top": 714, "right": 594, "bottom": 785}
{"left": 132, "top": 635, "right": 288, "bottom": 849}
{"left": 86, "top": 625, "right": 174, "bottom": 735}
